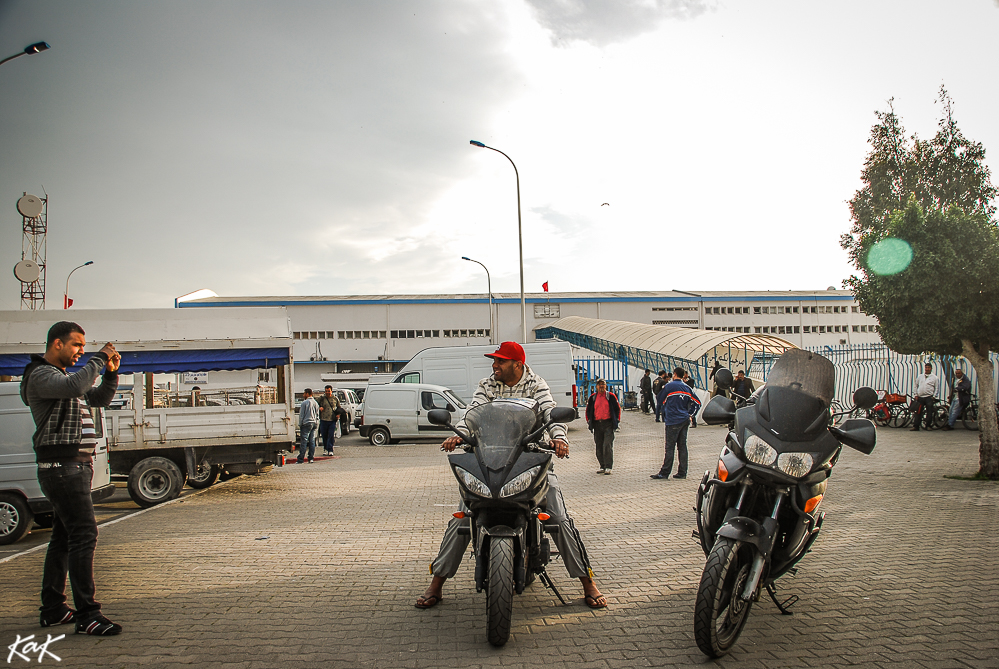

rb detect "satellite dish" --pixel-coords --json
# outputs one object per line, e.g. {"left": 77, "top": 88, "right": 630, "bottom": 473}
{"left": 13, "top": 259, "right": 41, "bottom": 283}
{"left": 16, "top": 195, "right": 43, "bottom": 218}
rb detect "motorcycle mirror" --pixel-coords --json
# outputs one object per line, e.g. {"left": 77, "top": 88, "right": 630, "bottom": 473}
{"left": 701, "top": 395, "right": 736, "bottom": 425}
{"left": 852, "top": 387, "right": 878, "bottom": 410}
{"left": 427, "top": 409, "right": 452, "bottom": 426}
{"left": 829, "top": 418, "right": 877, "bottom": 454}
{"left": 713, "top": 368, "right": 734, "bottom": 389}
{"left": 549, "top": 406, "right": 577, "bottom": 424}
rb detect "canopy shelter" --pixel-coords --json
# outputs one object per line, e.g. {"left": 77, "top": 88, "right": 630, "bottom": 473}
{"left": 0, "top": 307, "right": 292, "bottom": 376}
{"left": 535, "top": 316, "right": 797, "bottom": 391}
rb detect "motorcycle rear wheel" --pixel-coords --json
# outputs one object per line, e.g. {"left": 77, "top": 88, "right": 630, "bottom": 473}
{"left": 694, "top": 537, "right": 755, "bottom": 658}
{"left": 486, "top": 536, "right": 515, "bottom": 647}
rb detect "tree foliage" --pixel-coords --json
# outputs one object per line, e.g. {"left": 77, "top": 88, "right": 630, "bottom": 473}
{"left": 843, "top": 87, "right": 999, "bottom": 478}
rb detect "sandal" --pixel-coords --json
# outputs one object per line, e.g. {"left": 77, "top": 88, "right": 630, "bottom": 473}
{"left": 584, "top": 594, "right": 608, "bottom": 609}
{"left": 414, "top": 593, "right": 443, "bottom": 609}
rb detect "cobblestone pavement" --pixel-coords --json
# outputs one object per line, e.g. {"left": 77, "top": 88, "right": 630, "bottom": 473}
{"left": 2, "top": 411, "right": 996, "bottom": 668}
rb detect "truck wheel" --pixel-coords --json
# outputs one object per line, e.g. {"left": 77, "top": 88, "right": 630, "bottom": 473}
{"left": 0, "top": 493, "right": 34, "bottom": 545}
{"left": 186, "top": 463, "right": 220, "bottom": 489}
{"left": 127, "top": 457, "right": 184, "bottom": 508}
{"left": 369, "top": 427, "right": 390, "bottom": 446}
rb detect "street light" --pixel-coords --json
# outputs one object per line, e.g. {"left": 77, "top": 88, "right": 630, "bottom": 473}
{"left": 470, "top": 140, "right": 527, "bottom": 344}
{"left": 64, "top": 261, "right": 93, "bottom": 309}
{"left": 0, "top": 42, "right": 51, "bottom": 68}
{"left": 462, "top": 256, "right": 495, "bottom": 345}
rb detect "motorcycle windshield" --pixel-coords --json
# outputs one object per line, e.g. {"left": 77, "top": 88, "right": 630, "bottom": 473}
{"left": 464, "top": 399, "right": 540, "bottom": 472}
{"left": 757, "top": 349, "right": 835, "bottom": 441}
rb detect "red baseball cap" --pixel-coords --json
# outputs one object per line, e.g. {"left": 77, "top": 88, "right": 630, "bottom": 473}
{"left": 485, "top": 341, "right": 525, "bottom": 363}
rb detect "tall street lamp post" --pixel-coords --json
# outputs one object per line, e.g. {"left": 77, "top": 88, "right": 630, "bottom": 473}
{"left": 64, "top": 261, "right": 93, "bottom": 309}
{"left": 0, "top": 42, "right": 51, "bottom": 68}
{"left": 470, "top": 140, "right": 527, "bottom": 344}
{"left": 462, "top": 256, "right": 495, "bottom": 345}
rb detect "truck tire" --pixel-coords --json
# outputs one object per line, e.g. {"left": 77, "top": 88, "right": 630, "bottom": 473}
{"left": 0, "top": 493, "right": 34, "bottom": 545}
{"left": 186, "top": 463, "right": 220, "bottom": 489}
{"left": 127, "top": 457, "right": 184, "bottom": 508}
{"left": 369, "top": 427, "right": 390, "bottom": 446}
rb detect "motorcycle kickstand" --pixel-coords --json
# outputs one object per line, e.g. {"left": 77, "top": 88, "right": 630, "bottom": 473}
{"left": 539, "top": 570, "right": 569, "bottom": 606}
{"left": 765, "top": 582, "right": 798, "bottom": 615}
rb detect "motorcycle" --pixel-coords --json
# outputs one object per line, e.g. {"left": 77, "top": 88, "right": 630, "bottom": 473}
{"left": 427, "top": 398, "right": 577, "bottom": 647}
{"left": 693, "top": 349, "right": 878, "bottom": 657}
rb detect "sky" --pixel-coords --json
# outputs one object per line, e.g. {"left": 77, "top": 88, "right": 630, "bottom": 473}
{"left": 1, "top": 0, "right": 997, "bottom": 311}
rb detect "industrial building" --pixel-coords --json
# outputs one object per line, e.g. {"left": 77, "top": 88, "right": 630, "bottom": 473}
{"left": 178, "top": 289, "right": 880, "bottom": 390}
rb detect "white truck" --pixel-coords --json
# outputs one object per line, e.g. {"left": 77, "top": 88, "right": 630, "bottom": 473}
{"left": 390, "top": 341, "right": 577, "bottom": 410}
{"left": 0, "top": 307, "right": 296, "bottom": 508}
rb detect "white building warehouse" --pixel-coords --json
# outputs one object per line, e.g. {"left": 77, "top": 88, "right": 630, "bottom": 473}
{"left": 178, "top": 289, "right": 881, "bottom": 390}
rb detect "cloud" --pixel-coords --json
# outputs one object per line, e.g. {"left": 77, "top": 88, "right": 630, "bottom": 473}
{"left": 524, "top": 0, "right": 715, "bottom": 46}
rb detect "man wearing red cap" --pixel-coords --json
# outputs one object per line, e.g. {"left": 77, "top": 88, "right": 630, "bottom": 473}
{"left": 415, "top": 341, "right": 607, "bottom": 610}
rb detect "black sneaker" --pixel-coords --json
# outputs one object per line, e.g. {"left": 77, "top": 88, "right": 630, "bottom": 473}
{"left": 40, "top": 608, "right": 74, "bottom": 627}
{"left": 76, "top": 615, "right": 122, "bottom": 636}
{"left": 650, "top": 474, "right": 668, "bottom": 479}
{"left": 673, "top": 474, "right": 687, "bottom": 480}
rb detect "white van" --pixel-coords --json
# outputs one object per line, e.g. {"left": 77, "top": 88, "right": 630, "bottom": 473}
{"left": 0, "top": 382, "right": 115, "bottom": 545}
{"left": 358, "top": 383, "right": 466, "bottom": 446}
{"left": 392, "top": 342, "right": 577, "bottom": 410}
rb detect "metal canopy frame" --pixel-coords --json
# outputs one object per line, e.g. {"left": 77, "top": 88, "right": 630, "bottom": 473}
{"left": 536, "top": 316, "right": 797, "bottom": 389}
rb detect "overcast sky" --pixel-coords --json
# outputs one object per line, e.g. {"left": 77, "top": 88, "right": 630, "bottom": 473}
{"left": 1, "top": 0, "right": 997, "bottom": 311}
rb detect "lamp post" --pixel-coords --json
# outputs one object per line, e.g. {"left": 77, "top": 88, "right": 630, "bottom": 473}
{"left": 462, "top": 256, "right": 495, "bottom": 345}
{"left": 0, "top": 42, "right": 51, "bottom": 68}
{"left": 64, "top": 261, "right": 93, "bottom": 309}
{"left": 470, "top": 140, "right": 527, "bottom": 344}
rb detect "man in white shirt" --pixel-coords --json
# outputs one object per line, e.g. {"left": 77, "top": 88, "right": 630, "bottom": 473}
{"left": 910, "top": 363, "right": 939, "bottom": 431}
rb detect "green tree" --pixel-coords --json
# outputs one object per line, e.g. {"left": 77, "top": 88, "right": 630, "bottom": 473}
{"left": 843, "top": 89, "right": 999, "bottom": 479}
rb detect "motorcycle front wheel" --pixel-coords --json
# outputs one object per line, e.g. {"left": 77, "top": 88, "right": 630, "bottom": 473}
{"left": 694, "top": 537, "right": 756, "bottom": 657}
{"left": 486, "top": 536, "right": 515, "bottom": 647}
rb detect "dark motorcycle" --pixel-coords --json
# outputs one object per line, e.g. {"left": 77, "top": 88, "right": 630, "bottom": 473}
{"left": 693, "top": 349, "right": 878, "bottom": 657}
{"left": 428, "top": 398, "right": 576, "bottom": 647}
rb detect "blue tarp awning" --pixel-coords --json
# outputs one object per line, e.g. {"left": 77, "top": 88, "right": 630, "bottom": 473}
{"left": 0, "top": 347, "right": 290, "bottom": 376}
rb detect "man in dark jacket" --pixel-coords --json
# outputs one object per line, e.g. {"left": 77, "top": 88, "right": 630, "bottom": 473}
{"left": 652, "top": 370, "right": 668, "bottom": 422}
{"left": 20, "top": 321, "right": 122, "bottom": 636}
{"left": 651, "top": 368, "right": 701, "bottom": 480}
{"left": 585, "top": 379, "right": 621, "bottom": 474}
{"left": 943, "top": 368, "right": 972, "bottom": 430}
{"left": 639, "top": 369, "right": 653, "bottom": 414}
{"left": 317, "top": 386, "right": 340, "bottom": 455}
{"left": 731, "top": 370, "right": 755, "bottom": 401}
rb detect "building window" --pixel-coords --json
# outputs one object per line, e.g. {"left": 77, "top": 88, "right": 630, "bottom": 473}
{"left": 793, "top": 326, "right": 800, "bottom": 333}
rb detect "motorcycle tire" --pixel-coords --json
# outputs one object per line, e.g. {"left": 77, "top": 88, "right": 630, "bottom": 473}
{"left": 694, "top": 537, "right": 756, "bottom": 658}
{"left": 486, "top": 536, "right": 515, "bottom": 647}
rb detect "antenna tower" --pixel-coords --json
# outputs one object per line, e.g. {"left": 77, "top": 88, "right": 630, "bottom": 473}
{"left": 17, "top": 193, "right": 47, "bottom": 310}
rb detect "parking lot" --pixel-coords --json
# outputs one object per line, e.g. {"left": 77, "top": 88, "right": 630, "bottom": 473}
{"left": 2, "top": 411, "right": 996, "bottom": 668}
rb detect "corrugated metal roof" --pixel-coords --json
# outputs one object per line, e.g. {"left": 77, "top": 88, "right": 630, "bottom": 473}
{"left": 539, "top": 316, "right": 797, "bottom": 361}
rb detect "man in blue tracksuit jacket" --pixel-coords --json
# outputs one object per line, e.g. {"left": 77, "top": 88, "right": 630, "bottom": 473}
{"left": 651, "top": 367, "right": 701, "bottom": 480}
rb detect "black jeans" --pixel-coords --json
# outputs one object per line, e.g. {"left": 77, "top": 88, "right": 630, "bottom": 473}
{"left": 592, "top": 420, "right": 615, "bottom": 470}
{"left": 319, "top": 420, "right": 337, "bottom": 451}
{"left": 658, "top": 421, "right": 689, "bottom": 477}
{"left": 911, "top": 396, "right": 935, "bottom": 429}
{"left": 36, "top": 462, "right": 102, "bottom": 621}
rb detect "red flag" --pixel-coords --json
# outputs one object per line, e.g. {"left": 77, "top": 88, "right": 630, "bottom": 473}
{"left": 542, "top": 282, "right": 549, "bottom": 292}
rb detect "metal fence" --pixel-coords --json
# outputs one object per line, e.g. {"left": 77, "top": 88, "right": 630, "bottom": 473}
{"left": 805, "top": 344, "right": 999, "bottom": 408}
{"left": 573, "top": 357, "right": 629, "bottom": 405}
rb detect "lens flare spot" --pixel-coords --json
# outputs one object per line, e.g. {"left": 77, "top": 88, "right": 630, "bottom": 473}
{"left": 867, "top": 238, "right": 913, "bottom": 275}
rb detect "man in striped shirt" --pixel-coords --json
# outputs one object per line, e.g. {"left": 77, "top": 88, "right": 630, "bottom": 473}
{"left": 415, "top": 342, "right": 607, "bottom": 610}
{"left": 21, "top": 321, "right": 122, "bottom": 636}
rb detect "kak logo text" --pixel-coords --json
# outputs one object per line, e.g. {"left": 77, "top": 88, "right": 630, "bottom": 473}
{"left": 6, "top": 634, "right": 63, "bottom": 664}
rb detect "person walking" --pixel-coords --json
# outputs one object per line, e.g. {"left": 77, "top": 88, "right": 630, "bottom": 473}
{"left": 909, "top": 363, "right": 939, "bottom": 431}
{"left": 20, "top": 321, "right": 123, "bottom": 636}
{"left": 731, "top": 370, "right": 755, "bottom": 402}
{"left": 652, "top": 370, "right": 668, "bottom": 422}
{"left": 639, "top": 369, "right": 653, "bottom": 414}
{"left": 586, "top": 379, "right": 621, "bottom": 474}
{"left": 298, "top": 388, "right": 320, "bottom": 463}
{"left": 651, "top": 367, "right": 701, "bottom": 480}
{"left": 317, "top": 386, "right": 340, "bottom": 455}
{"left": 683, "top": 371, "right": 699, "bottom": 428}
{"left": 943, "top": 368, "right": 971, "bottom": 431}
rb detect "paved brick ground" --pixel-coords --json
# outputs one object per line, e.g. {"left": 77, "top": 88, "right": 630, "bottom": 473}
{"left": 2, "top": 411, "right": 996, "bottom": 668}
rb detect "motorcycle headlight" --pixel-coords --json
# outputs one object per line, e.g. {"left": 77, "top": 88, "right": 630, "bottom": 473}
{"left": 455, "top": 467, "right": 491, "bottom": 498}
{"left": 499, "top": 466, "right": 542, "bottom": 498}
{"left": 777, "top": 452, "right": 814, "bottom": 478}
{"left": 744, "top": 434, "right": 777, "bottom": 466}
